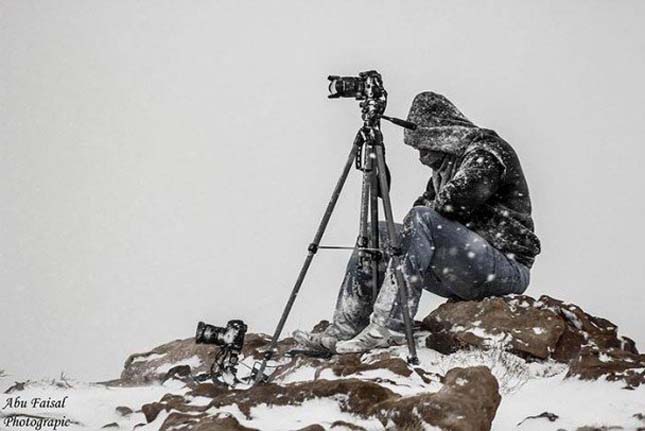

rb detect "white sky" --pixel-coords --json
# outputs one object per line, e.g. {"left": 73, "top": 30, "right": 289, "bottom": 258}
{"left": 1, "top": 0, "right": 644, "bottom": 381}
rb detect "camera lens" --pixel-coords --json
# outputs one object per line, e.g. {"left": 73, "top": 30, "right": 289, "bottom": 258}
{"left": 327, "top": 76, "right": 364, "bottom": 99}
{"left": 195, "top": 321, "right": 224, "bottom": 345}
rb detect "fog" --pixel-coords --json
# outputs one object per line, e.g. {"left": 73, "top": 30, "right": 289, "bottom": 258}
{"left": 1, "top": 0, "right": 644, "bottom": 380}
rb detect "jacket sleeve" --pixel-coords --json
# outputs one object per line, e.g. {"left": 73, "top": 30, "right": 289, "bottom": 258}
{"left": 431, "top": 149, "right": 505, "bottom": 220}
{"left": 413, "top": 178, "right": 436, "bottom": 207}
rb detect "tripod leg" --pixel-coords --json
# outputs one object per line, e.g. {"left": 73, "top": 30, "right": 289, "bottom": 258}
{"left": 253, "top": 142, "right": 361, "bottom": 384}
{"left": 373, "top": 145, "right": 419, "bottom": 365}
{"left": 358, "top": 145, "right": 370, "bottom": 257}
{"left": 368, "top": 150, "right": 380, "bottom": 302}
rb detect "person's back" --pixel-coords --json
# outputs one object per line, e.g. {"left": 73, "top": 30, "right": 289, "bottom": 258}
{"left": 406, "top": 92, "right": 540, "bottom": 268}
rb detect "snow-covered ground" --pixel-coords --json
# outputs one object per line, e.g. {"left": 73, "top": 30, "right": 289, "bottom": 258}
{"left": 1, "top": 341, "right": 644, "bottom": 431}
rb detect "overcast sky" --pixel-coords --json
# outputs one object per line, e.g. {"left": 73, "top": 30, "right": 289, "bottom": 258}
{"left": 2, "top": 0, "right": 644, "bottom": 381}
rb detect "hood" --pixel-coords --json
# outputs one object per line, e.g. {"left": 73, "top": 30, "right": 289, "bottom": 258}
{"left": 403, "top": 92, "right": 483, "bottom": 156}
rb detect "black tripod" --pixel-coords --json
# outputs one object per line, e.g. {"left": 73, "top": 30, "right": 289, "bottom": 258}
{"left": 252, "top": 109, "right": 420, "bottom": 384}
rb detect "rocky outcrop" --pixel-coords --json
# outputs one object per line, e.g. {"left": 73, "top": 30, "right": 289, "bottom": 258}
{"left": 117, "top": 333, "right": 298, "bottom": 386}
{"left": 112, "top": 294, "right": 643, "bottom": 430}
{"left": 139, "top": 366, "right": 499, "bottom": 431}
{"left": 421, "top": 294, "right": 642, "bottom": 387}
{"left": 118, "top": 338, "right": 217, "bottom": 385}
{"left": 373, "top": 366, "right": 500, "bottom": 431}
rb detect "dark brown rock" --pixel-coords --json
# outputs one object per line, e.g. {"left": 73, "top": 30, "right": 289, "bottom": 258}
{"left": 372, "top": 366, "right": 500, "bottom": 431}
{"left": 321, "top": 353, "right": 413, "bottom": 378}
{"left": 141, "top": 394, "right": 209, "bottom": 423}
{"left": 211, "top": 378, "right": 396, "bottom": 418}
{"left": 567, "top": 346, "right": 645, "bottom": 388}
{"left": 160, "top": 412, "right": 257, "bottom": 431}
{"left": 119, "top": 338, "right": 217, "bottom": 386}
{"left": 423, "top": 296, "right": 564, "bottom": 359}
{"left": 188, "top": 382, "right": 230, "bottom": 399}
{"left": 422, "top": 295, "right": 639, "bottom": 365}
{"left": 539, "top": 296, "right": 638, "bottom": 361}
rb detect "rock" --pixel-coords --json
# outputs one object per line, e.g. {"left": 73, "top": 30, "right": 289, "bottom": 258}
{"left": 160, "top": 412, "right": 257, "bottom": 431}
{"left": 373, "top": 366, "right": 500, "bottom": 431}
{"left": 119, "top": 338, "right": 217, "bottom": 386}
{"left": 517, "top": 411, "right": 559, "bottom": 426}
{"left": 320, "top": 353, "right": 413, "bottom": 378}
{"left": 422, "top": 295, "right": 638, "bottom": 365}
{"left": 567, "top": 346, "right": 645, "bottom": 388}
{"left": 538, "top": 296, "right": 638, "bottom": 362}
{"left": 115, "top": 406, "right": 132, "bottom": 416}
{"left": 330, "top": 420, "right": 367, "bottom": 430}
{"left": 116, "top": 332, "right": 297, "bottom": 386}
{"left": 139, "top": 366, "right": 499, "bottom": 431}
{"left": 101, "top": 423, "right": 119, "bottom": 429}
{"left": 423, "top": 296, "right": 564, "bottom": 359}
{"left": 214, "top": 378, "right": 397, "bottom": 418}
{"left": 3, "top": 381, "right": 29, "bottom": 393}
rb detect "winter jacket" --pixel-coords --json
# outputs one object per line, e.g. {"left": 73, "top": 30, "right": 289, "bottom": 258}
{"left": 404, "top": 92, "right": 541, "bottom": 268}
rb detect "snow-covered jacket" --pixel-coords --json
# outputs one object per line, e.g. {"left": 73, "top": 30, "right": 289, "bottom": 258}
{"left": 404, "top": 92, "right": 541, "bottom": 268}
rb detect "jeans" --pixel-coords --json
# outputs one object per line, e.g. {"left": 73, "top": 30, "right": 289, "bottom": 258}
{"left": 331, "top": 206, "right": 530, "bottom": 336}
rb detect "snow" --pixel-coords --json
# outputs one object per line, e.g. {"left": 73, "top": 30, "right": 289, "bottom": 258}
{"left": 1, "top": 341, "right": 643, "bottom": 431}
{"left": 0, "top": 375, "right": 181, "bottom": 430}
{"left": 131, "top": 352, "right": 166, "bottom": 363}
{"left": 154, "top": 354, "right": 203, "bottom": 374}
{"left": 494, "top": 375, "right": 645, "bottom": 430}
{"left": 235, "top": 398, "right": 383, "bottom": 431}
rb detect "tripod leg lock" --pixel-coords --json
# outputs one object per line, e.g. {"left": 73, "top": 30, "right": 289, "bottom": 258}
{"left": 308, "top": 243, "right": 319, "bottom": 254}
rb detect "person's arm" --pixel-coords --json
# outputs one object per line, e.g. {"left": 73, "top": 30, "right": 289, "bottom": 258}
{"left": 431, "top": 149, "right": 505, "bottom": 219}
{"left": 413, "top": 178, "right": 435, "bottom": 207}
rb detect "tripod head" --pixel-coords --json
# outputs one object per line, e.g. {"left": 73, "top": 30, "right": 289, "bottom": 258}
{"left": 327, "top": 70, "right": 417, "bottom": 130}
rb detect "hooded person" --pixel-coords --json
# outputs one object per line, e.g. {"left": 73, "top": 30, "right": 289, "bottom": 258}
{"left": 293, "top": 91, "right": 541, "bottom": 354}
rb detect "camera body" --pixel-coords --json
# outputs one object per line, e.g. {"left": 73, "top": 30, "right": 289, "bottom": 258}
{"left": 195, "top": 319, "right": 247, "bottom": 351}
{"left": 328, "top": 70, "right": 387, "bottom": 124}
{"left": 195, "top": 319, "right": 248, "bottom": 386}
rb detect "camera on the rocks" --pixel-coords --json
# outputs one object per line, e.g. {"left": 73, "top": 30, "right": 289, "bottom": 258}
{"left": 194, "top": 320, "right": 248, "bottom": 386}
{"left": 195, "top": 319, "right": 247, "bottom": 350}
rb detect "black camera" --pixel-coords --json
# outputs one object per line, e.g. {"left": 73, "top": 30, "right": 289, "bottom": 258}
{"left": 328, "top": 70, "right": 385, "bottom": 101}
{"left": 195, "top": 320, "right": 248, "bottom": 385}
{"left": 328, "top": 70, "right": 388, "bottom": 125}
{"left": 195, "top": 319, "right": 247, "bottom": 351}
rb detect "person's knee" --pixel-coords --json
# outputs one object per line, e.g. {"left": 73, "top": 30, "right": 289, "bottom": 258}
{"left": 404, "top": 206, "right": 443, "bottom": 231}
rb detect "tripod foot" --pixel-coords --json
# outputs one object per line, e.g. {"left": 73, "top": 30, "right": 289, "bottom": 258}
{"left": 407, "top": 355, "right": 420, "bottom": 366}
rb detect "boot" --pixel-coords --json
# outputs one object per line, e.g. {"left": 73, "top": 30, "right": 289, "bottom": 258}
{"left": 335, "top": 322, "right": 406, "bottom": 354}
{"left": 292, "top": 325, "right": 346, "bottom": 352}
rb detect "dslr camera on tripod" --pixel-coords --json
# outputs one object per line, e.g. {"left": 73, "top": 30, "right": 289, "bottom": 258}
{"left": 196, "top": 70, "right": 419, "bottom": 388}
{"left": 328, "top": 71, "right": 387, "bottom": 124}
